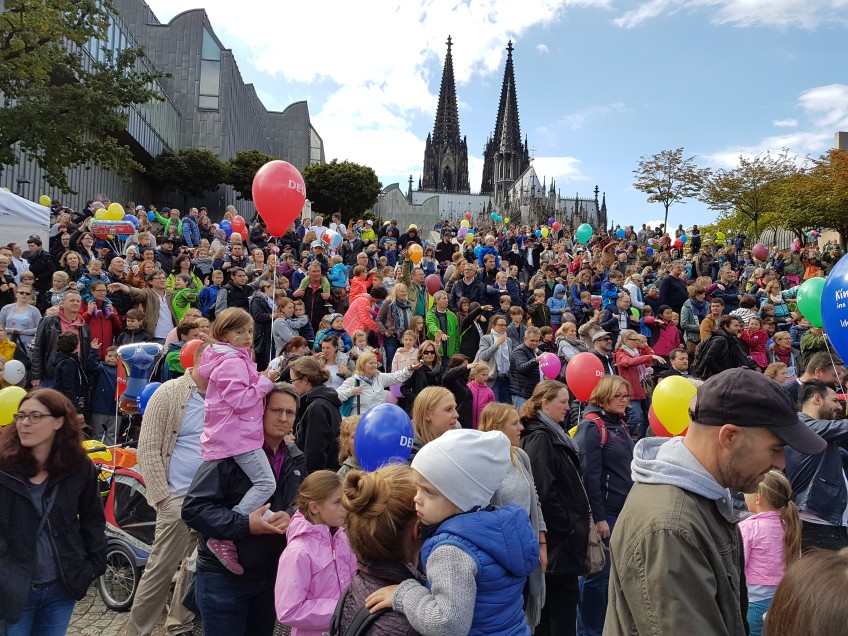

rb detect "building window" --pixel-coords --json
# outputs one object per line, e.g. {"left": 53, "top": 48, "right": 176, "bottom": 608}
{"left": 199, "top": 28, "right": 221, "bottom": 110}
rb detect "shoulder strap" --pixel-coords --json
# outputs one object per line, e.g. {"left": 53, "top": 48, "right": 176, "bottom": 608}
{"left": 583, "top": 412, "right": 607, "bottom": 447}
{"left": 36, "top": 483, "right": 58, "bottom": 538}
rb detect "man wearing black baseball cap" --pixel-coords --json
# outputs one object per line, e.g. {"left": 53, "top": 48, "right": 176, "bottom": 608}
{"left": 606, "top": 368, "right": 825, "bottom": 636}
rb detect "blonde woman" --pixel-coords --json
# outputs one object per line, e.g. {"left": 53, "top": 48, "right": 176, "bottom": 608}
{"left": 408, "top": 386, "right": 458, "bottom": 461}
{"left": 480, "top": 402, "right": 547, "bottom": 630}
{"left": 335, "top": 351, "right": 417, "bottom": 416}
{"left": 336, "top": 416, "right": 362, "bottom": 478}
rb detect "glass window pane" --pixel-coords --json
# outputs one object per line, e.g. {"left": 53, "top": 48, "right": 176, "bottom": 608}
{"left": 199, "top": 60, "right": 220, "bottom": 96}
{"left": 202, "top": 29, "right": 221, "bottom": 61}
{"left": 199, "top": 95, "right": 219, "bottom": 110}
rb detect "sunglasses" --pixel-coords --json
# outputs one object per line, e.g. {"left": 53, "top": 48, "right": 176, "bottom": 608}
{"left": 17, "top": 291, "right": 31, "bottom": 296}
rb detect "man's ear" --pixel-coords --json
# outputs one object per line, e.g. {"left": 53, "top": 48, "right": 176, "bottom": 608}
{"left": 717, "top": 424, "right": 743, "bottom": 450}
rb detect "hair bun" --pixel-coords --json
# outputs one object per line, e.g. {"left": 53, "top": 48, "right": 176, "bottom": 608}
{"left": 343, "top": 470, "right": 389, "bottom": 519}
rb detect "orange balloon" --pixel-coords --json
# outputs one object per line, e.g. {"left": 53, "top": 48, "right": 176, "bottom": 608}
{"left": 408, "top": 244, "right": 423, "bottom": 264}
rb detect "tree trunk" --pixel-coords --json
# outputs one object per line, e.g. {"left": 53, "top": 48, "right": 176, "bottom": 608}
{"left": 663, "top": 205, "right": 669, "bottom": 234}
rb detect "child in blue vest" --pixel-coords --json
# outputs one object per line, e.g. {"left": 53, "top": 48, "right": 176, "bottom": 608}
{"left": 365, "top": 429, "right": 538, "bottom": 635}
{"left": 601, "top": 270, "right": 624, "bottom": 309}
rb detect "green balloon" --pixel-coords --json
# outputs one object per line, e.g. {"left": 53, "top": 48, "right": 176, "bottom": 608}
{"left": 797, "top": 277, "right": 825, "bottom": 328}
{"left": 576, "top": 223, "right": 593, "bottom": 245}
{"left": 630, "top": 307, "right": 640, "bottom": 319}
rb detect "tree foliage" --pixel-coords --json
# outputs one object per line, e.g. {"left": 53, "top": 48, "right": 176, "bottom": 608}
{"left": 0, "top": 0, "right": 166, "bottom": 193}
{"left": 632, "top": 147, "right": 710, "bottom": 231}
{"left": 225, "top": 150, "right": 278, "bottom": 201}
{"left": 150, "top": 149, "right": 226, "bottom": 199}
{"left": 302, "top": 160, "right": 382, "bottom": 221}
{"left": 700, "top": 150, "right": 798, "bottom": 240}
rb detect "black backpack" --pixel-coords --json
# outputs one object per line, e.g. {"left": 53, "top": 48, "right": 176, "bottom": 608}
{"left": 329, "top": 584, "right": 388, "bottom": 636}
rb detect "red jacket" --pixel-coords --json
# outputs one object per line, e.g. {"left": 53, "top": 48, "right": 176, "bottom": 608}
{"left": 613, "top": 346, "right": 655, "bottom": 401}
{"left": 83, "top": 302, "right": 122, "bottom": 359}
{"left": 343, "top": 294, "right": 377, "bottom": 336}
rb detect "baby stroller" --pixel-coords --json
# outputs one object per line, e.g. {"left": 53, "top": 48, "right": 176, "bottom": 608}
{"left": 85, "top": 441, "right": 157, "bottom": 611}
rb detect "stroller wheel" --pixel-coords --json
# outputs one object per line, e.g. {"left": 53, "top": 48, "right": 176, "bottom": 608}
{"left": 97, "top": 542, "right": 142, "bottom": 611}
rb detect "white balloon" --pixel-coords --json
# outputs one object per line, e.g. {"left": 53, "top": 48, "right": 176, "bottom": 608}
{"left": 3, "top": 360, "right": 25, "bottom": 385}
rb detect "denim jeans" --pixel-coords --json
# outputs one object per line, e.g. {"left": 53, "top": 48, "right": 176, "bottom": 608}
{"left": 627, "top": 399, "right": 649, "bottom": 438}
{"left": 7, "top": 582, "right": 76, "bottom": 636}
{"left": 194, "top": 570, "right": 276, "bottom": 636}
{"left": 577, "top": 515, "right": 617, "bottom": 636}
{"left": 232, "top": 448, "right": 276, "bottom": 515}
{"left": 492, "top": 376, "right": 511, "bottom": 404}
{"left": 512, "top": 395, "right": 527, "bottom": 411}
{"left": 801, "top": 521, "right": 848, "bottom": 551}
{"left": 747, "top": 598, "right": 772, "bottom": 636}
{"left": 383, "top": 336, "right": 400, "bottom": 371}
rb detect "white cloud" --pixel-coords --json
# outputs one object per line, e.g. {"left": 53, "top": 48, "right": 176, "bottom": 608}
{"left": 702, "top": 83, "right": 848, "bottom": 168}
{"left": 614, "top": 0, "right": 848, "bottom": 29}
{"left": 536, "top": 43, "right": 550, "bottom": 53}
{"left": 772, "top": 118, "right": 798, "bottom": 127}
{"left": 147, "top": 0, "right": 610, "bottom": 188}
{"left": 533, "top": 156, "right": 590, "bottom": 187}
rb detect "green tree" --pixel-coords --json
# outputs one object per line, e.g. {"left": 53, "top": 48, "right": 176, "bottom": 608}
{"left": 225, "top": 150, "right": 278, "bottom": 200}
{"left": 632, "top": 147, "right": 710, "bottom": 232}
{"left": 150, "top": 149, "right": 226, "bottom": 200}
{"left": 700, "top": 150, "right": 798, "bottom": 240}
{"left": 0, "top": 0, "right": 166, "bottom": 193}
{"left": 302, "top": 159, "right": 381, "bottom": 221}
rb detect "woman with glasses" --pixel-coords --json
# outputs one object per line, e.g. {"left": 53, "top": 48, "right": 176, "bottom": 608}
{"left": 0, "top": 284, "right": 41, "bottom": 350}
{"left": 519, "top": 380, "right": 591, "bottom": 636}
{"left": 399, "top": 340, "right": 443, "bottom": 413}
{"left": 289, "top": 357, "right": 343, "bottom": 473}
{"left": 613, "top": 329, "right": 664, "bottom": 437}
{"left": 0, "top": 388, "right": 106, "bottom": 634}
{"left": 477, "top": 313, "right": 514, "bottom": 404}
{"left": 573, "top": 376, "right": 635, "bottom": 636}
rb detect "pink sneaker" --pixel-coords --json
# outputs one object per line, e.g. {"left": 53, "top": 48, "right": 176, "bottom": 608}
{"left": 206, "top": 538, "right": 244, "bottom": 575}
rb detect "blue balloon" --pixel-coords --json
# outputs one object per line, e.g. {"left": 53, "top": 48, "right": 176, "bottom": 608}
{"left": 136, "top": 382, "right": 162, "bottom": 416}
{"left": 220, "top": 219, "right": 232, "bottom": 238}
{"left": 125, "top": 214, "right": 139, "bottom": 229}
{"left": 353, "top": 403, "right": 414, "bottom": 471}
{"left": 147, "top": 211, "right": 155, "bottom": 222}
{"left": 822, "top": 253, "right": 848, "bottom": 362}
{"left": 535, "top": 230, "right": 542, "bottom": 238}
{"left": 646, "top": 247, "right": 654, "bottom": 255}
{"left": 473, "top": 245, "right": 482, "bottom": 257}
{"left": 616, "top": 228, "right": 625, "bottom": 239}
{"left": 680, "top": 234, "right": 688, "bottom": 244}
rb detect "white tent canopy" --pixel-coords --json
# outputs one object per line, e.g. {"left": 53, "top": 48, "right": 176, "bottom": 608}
{"left": 0, "top": 189, "right": 50, "bottom": 249}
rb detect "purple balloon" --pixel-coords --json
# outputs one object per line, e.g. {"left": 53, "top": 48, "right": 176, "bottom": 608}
{"left": 458, "top": 226, "right": 468, "bottom": 238}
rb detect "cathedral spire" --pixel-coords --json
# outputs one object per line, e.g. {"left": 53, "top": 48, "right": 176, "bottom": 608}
{"left": 493, "top": 40, "right": 523, "bottom": 157}
{"left": 421, "top": 35, "right": 469, "bottom": 193}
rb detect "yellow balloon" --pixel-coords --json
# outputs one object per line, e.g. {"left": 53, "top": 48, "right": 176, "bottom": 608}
{"left": 105, "top": 210, "right": 123, "bottom": 220}
{"left": 94, "top": 209, "right": 108, "bottom": 220}
{"left": 107, "top": 202, "right": 124, "bottom": 215}
{"left": 504, "top": 217, "right": 509, "bottom": 224}
{"left": 460, "top": 220, "right": 470, "bottom": 228}
{"left": 39, "top": 195, "right": 51, "bottom": 207}
{"left": 0, "top": 386, "right": 27, "bottom": 426}
{"left": 541, "top": 227, "right": 549, "bottom": 237}
{"left": 652, "top": 376, "right": 697, "bottom": 435}
{"left": 408, "top": 244, "right": 423, "bottom": 264}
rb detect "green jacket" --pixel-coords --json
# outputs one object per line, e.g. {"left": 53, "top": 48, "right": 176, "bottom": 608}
{"left": 606, "top": 481, "right": 747, "bottom": 636}
{"left": 171, "top": 288, "right": 198, "bottom": 322}
{"left": 426, "top": 308, "right": 459, "bottom": 359}
{"left": 153, "top": 211, "right": 183, "bottom": 237}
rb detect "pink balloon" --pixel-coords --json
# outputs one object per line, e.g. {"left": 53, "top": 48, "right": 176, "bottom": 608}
{"left": 539, "top": 353, "right": 561, "bottom": 379}
{"left": 252, "top": 160, "right": 307, "bottom": 237}
{"left": 390, "top": 383, "right": 403, "bottom": 399}
{"left": 752, "top": 242, "right": 769, "bottom": 262}
{"left": 425, "top": 274, "right": 442, "bottom": 295}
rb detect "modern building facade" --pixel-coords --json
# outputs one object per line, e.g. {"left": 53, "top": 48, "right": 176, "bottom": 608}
{"left": 0, "top": 0, "right": 324, "bottom": 217}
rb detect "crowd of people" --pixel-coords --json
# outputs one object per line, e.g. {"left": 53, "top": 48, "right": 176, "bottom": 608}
{"left": 1, "top": 195, "right": 848, "bottom": 636}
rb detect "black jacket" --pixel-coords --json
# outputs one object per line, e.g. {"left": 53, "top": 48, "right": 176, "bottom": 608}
{"left": 785, "top": 414, "right": 848, "bottom": 526}
{"left": 182, "top": 443, "right": 306, "bottom": 581}
{"left": 573, "top": 406, "right": 634, "bottom": 519}
{"left": 250, "top": 295, "right": 274, "bottom": 371}
{"left": 400, "top": 365, "right": 443, "bottom": 413}
{"left": 30, "top": 314, "right": 92, "bottom": 381}
{"left": 442, "top": 364, "right": 473, "bottom": 429}
{"left": 0, "top": 461, "right": 106, "bottom": 623}
{"left": 696, "top": 329, "right": 756, "bottom": 379}
{"left": 519, "top": 417, "right": 591, "bottom": 575}
{"left": 591, "top": 350, "right": 617, "bottom": 376}
{"left": 659, "top": 275, "right": 689, "bottom": 315}
{"left": 296, "top": 385, "right": 343, "bottom": 473}
{"left": 449, "top": 277, "right": 486, "bottom": 309}
{"left": 27, "top": 248, "right": 56, "bottom": 293}
{"left": 509, "top": 343, "right": 540, "bottom": 399}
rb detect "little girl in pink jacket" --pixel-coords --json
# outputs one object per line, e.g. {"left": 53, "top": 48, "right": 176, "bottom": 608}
{"left": 276, "top": 471, "right": 357, "bottom": 636}
{"left": 468, "top": 363, "right": 495, "bottom": 429}
{"left": 197, "top": 307, "right": 280, "bottom": 574}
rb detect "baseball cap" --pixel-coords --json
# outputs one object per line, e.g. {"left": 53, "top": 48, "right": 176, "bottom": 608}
{"left": 690, "top": 368, "right": 826, "bottom": 455}
{"left": 591, "top": 331, "right": 612, "bottom": 342}
{"left": 310, "top": 240, "right": 324, "bottom": 249}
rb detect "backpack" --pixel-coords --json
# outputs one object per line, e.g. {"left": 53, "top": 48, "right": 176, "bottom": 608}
{"left": 691, "top": 337, "right": 712, "bottom": 377}
{"left": 569, "top": 411, "right": 608, "bottom": 446}
{"left": 330, "top": 584, "right": 387, "bottom": 636}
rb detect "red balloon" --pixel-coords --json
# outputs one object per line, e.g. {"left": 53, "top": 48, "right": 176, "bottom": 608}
{"left": 465, "top": 212, "right": 472, "bottom": 221}
{"left": 565, "top": 352, "right": 605, "bottom": 401}
{"left": 231, "top": 215, "right": 246, "bottom": 232}
{"left": 674, "top": 238, "right": 683, "bottom": 249}
{"left": 239, "top": 228, "right": 248, "bottom": 241}
{"left": 552, "top": 222, "right": 560, "bottom": 232}
{"left": 252, "top": 160, "right": 307, "bottom": 236}
{"left": 425, "top": 274, "right": 442, "bottom": 295}
{"left": 649, "top": 404, "right": 672, "bottom": 437}
{"left": 180, "top": 339, "right": 204, "bottom": 371}
{"left": 752, "top": 242, "right": 769, "bottom": 262}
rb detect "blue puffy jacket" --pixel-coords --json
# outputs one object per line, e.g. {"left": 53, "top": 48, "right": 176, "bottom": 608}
{"left": 547, "top": 284, "right": 570, "bottom": 325}
{"left": 421, "top": 504, "right": 538, "bottom": 636}
{"left": 90, "top": 361, "right": 117, "bottom": 415}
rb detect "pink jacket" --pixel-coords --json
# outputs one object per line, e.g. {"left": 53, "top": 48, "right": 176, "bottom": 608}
{"left": 644, "top": 317, "right": 680, "bottom": 357}
{"left": 275, "top": 511, "right": 357, "bottom": 636}
{"left": 739, "top": 510, "right": 788, "bottom": 586}
{"left": 343, "top": 294, "right": 377, "bottom": 335}
{"left": 468, "top": 380, "right": 495, "bottom": 429}
{"left": 197, "top": 343, "right": 274, "bottom": 460}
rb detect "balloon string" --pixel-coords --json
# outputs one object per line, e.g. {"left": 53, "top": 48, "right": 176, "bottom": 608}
{"left": 822, "top": 335, "right": 846, "bottom": 394}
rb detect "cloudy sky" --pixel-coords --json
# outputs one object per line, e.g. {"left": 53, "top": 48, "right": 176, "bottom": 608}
{"left": 147, "top": 0, "right": 848, "bottom": 229}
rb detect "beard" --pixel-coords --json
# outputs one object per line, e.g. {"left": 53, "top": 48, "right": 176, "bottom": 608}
{"left": 723, "top": 438, "right": 768, "bottom": 494}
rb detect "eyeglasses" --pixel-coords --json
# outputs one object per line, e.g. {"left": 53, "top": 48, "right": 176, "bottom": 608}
{"left": 290, "top": 375, "right": 303, "bottom": 383}
{"left": 422, "top": 350, "right": 436, "bottom": 356}
{"left": 612, "top": 393, "right": 631, "bottom": 401}
{"left": 267, "top": 407, "right": 297, "bottom": 419}
{"left": 13, "top": 411, "right": 53, "bottom": 424}
{"left": 17, "top": 291, "right": 31, "bottom": 296}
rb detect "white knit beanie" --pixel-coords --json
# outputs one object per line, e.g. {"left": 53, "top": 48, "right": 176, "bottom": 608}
{"left": 411, "top": 429, "right": 511, "bottom": 512}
